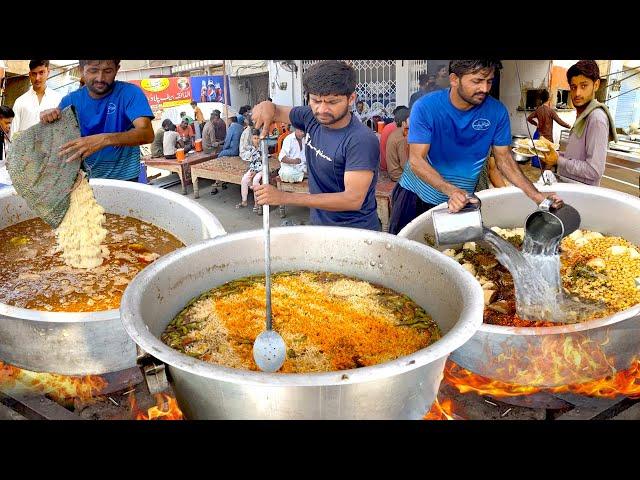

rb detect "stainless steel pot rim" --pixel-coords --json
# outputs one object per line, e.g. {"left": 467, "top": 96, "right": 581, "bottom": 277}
{"left": 121, "top": 226, "right": 485, "bottom": 387}
{"left": 402, "top": 183, "right": 640, "bottom": 337}
{"left": 0, "top": 180, "right": 226, "bottom": 324}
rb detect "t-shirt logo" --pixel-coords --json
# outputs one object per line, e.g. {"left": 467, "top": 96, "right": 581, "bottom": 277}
{"left": 107, "top": 103, "right": 117, "bottom": 115}
{"left": 304, "top": 132, "right": 332, "bottom": 162}
{"left": 472, "top": 118, "right": 491, "bottom": 131}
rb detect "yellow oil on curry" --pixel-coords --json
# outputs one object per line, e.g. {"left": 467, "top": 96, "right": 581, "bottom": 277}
{"left": 0, "top": 215, "right": 184, "bottom": 311}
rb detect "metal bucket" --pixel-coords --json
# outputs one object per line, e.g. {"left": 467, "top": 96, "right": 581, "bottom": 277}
{"left": 120, "top": 227, "right": 484, "bottom": 419}
{"left": 0, "top": 180, "right": 227, "bottom": 376}
{"left": 432, "top": 194, "right": 482, "bottom": 246}
{"left": 399, "top": 184, "right": 640, "bottom": 387}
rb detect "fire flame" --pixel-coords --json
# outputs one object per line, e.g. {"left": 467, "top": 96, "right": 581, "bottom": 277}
{"left": 424, "top": 398, "right": 458, "bottom": 420}
{"left": 487, "top": 334, "right": 616, "bottom": 387}
{"left": 0, "top": 361, "right": 107, "bottom": 402}
{"left": 444, "top": 359, "right": 640, "bottom": 399}
{"left": 130, "top": 392, "right": 184, "bottom": 420}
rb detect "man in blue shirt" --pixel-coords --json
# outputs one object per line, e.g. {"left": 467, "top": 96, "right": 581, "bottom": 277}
{"left": 388, "top": 59, "right": 563, "bottom": 235}
{"left": 39, "top": 60, "right": 154, "bottom": 181}
{"left": 217, "top": 116, "right": 244, "bottom": 157}
{"left": 251, "top": 60, "right": 380, "bottom": 231}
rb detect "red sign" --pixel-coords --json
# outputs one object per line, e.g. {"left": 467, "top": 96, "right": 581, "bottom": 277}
{"left": 129, "top": 77, "right": 193, "bottom": 113}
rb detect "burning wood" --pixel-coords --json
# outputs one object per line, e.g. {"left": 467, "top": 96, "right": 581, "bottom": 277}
{"left": 129, "top": 392, "right": 183, "bottom": 420}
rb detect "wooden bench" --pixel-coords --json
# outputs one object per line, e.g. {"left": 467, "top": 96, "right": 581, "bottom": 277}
{"left": 190, "top": 155, "right": 281, "bottom": 199}
{"left": 275, "top": 170, "right": 397, "bottom": 232}
{"left": 144, "top": 150, "right": 219, "bottom": 195}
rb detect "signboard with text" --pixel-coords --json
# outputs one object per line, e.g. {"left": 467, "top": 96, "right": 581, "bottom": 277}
{"left": 129, "top": 77, "right": 193, "bottom": 114}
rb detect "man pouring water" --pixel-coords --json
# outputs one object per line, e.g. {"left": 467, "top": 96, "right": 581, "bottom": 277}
{"left": 388, "top": 60, "right": 563, "bottom": 235}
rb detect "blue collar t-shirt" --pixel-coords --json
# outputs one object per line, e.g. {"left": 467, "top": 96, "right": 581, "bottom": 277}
{"left": 399, "top": 89, "right": 511, "bottom": 205}
{"left": 58, "top": 81, "right": 154, "bottom": 180}
{"left": 289, "top": 106, "right": 380, "bottom": 230}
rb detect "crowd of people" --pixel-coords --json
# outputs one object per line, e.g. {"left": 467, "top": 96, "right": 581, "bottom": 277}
{"left": 0, "top": 58, "right": 616, "bottom": 236}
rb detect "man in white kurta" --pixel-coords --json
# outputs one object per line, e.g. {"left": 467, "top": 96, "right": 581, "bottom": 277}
{"left": 11, "top": 60, "right": 62, "bottom": 136}
{"left": 278, "top": 127, "right": 306, "bottom": 182}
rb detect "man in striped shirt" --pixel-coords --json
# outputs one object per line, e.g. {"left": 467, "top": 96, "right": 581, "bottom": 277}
{"left": 40, "top": 60, "right": 154, "bottom": 181}
{"left": 388, "top": 60, "right": 562, "bottom": 235}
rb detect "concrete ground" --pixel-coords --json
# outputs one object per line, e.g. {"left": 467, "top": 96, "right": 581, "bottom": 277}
{"left": 147, "top": 169, "right": 311, "bottom": 233}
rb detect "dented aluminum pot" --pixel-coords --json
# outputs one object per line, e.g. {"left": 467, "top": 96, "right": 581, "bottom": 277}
{"left": 399, "top": 184, "right": 640, "bottom": 387}
{"left": 120, "top": 226, "right": 484, "bottom": 419}
{"left": 0, "top": 179, "right": 226, "bottom": 376}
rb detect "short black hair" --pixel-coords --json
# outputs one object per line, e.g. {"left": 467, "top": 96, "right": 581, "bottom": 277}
{"left": 161, "top": 119, "right": 173, "bottom": 129}
{"left": 540, "top": 89, "right": 550, "bottom": 103}
{"left": 229, "top": 116, "right": 238, "bottom": 123}
{"left": 567, "top": 60, "right": 600, "bottom": 83}
{"left": 212, "top": 109, "right": 221, "bottom": 118}
{"left": 250, "top": 128, "right": 261, "bottom": 136}
{"left": 356, "top": 100, "right": 364, "bottom": 106}
{"left": 190, "top": 101, "right": 197, "bottom": 106}
{"left": 29, "top": 60, "right": 49, "bottom": 71}
{"left": 79, "top": 60, "right": 121, "bottom": 69}
{"left": 303, "top": 60, "right": 356, "bottom": 97}
{"left": 418, "top": 73, "right": 430, "bottom": 86}
{"left": 392, "top": 105, "right": 407, "bottom": 115}
{"left": 239, "top": 105, "right": 252, "bottom": 115}
{"left": 0, "top": 105, "right": 15, "bottom": 119}
{"left": 180, "top": 112, "right": 186, "bottom": 117}
{"left": 393, "top": 107, "right": 410, "bottom": 127}
{"left": 449, "top": 60, "right": 503, "bottom": 78}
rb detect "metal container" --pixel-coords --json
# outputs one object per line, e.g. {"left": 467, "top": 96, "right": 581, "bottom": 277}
{"left": 432, "top": 194, "right": 482, "bottom": 246}
{"left": 525, "top": 199, "right": 581, "bottom": 246}
{"left": 120, "top": 227, "right": 484, "bottom": 419}
{"left": 399, "top": 184, "right": 640, "bottom": 387}
{"left": 0, "top": 180, "right": 226, "bottom": 376}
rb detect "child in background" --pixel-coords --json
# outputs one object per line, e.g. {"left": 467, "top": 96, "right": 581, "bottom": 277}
{"left": 237, "top": 129, "right": 265, "bottom": 213}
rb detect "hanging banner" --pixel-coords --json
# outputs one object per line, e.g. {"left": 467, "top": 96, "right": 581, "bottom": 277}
{"left": 190, "top": 75, "right": 230, "bottom": 104}
{"left": 129, "top": 77, "right": 193, "bottom": 113}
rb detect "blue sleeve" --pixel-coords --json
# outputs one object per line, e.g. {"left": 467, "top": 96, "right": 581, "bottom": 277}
{"left": 492, "top": 103, "right": 512, "bottom": 146}
{"left": 124, "top": 84, "right": 154, "bottom": 123}
{"left": 407, "top": 100, "right": 433, "bottom": 145}
{"left": 289, "top": 106, "right": 315, "bottom": 131}
{"left": 345, "top": 130, "right": 380, "bottom": 172}
{"left": 58, "top": 92, "right": 74, "bottom": 110}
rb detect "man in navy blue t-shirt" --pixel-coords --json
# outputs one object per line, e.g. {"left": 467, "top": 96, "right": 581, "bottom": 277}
{"left": 251, "top": 60, "right": 381, "bottom": 231}
{"left": 40, "top": 60, "right": 154, "bottom": 181}
{"left": 388, "top": 59, "right": 563, "bottom": 235}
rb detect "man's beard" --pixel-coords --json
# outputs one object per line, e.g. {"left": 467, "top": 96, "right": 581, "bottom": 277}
{"left": 88, "top": 79, "right": 115, "bottom": 96}
{"left": 457, "top": 85, "right": 487, "bottom": 106}
{"left": 314, "top": 106, "right": 350, "bottom": 125}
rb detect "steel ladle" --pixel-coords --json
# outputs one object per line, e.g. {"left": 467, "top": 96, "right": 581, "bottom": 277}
{"left": 252, "top": 138, "right": 286, "bottom": 372}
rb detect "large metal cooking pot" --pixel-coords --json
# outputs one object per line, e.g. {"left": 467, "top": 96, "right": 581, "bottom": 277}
{"left": 399, "top": 184, "right": 640, "bottom": 387}
{"left": 0, "top": 179, "right": 226, "bottom": 376}
{"left": 120, "top": 226, "right": 484, "bottom": 419}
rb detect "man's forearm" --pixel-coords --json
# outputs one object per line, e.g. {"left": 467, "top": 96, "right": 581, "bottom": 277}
{"left": 273, "top": 105, "right": 293, "bottom": 125}
{"left": 103, "top": 127, "right": 153, "bottom": 148}
{"left": 279, "top": 190, "right": 365, "bottom": 212}
{"left": 409, "top": 154, "right": 459, "bottom": 196}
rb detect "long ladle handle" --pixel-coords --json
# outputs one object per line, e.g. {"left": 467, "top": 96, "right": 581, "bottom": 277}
{"left": 261, "top": 139, "right": 272, "bottom": 330}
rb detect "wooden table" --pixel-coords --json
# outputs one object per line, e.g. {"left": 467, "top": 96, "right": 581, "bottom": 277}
{"left": 144, "top": 150, "right": 218, "bottom": 194}
{"left": 275, "top": 170, "right": 397, "bottom": 232}
{"left": 191, "top": 155, "right": 281, "bottom": 198}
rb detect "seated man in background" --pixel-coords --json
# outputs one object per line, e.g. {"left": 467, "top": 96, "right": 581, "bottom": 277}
{"left": 217, "top": 116, "right": 244, "bottom": 157}
{"left": 150, "top": 120, "right": 171, "bottom": 158}
{"left": 201, "top": 112, "right": 222, "bottom": 154}
{"left": 385, "top": 106, "right": 410, "bottom": 181}
{"left": 176, "top": 119, "right": 195, "bottom": 151}
{"left": 278, "top": 126, "right": 306, "bottom": 183}
{"left": 162, "top": 121, "right": 180, "bottom": 159}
